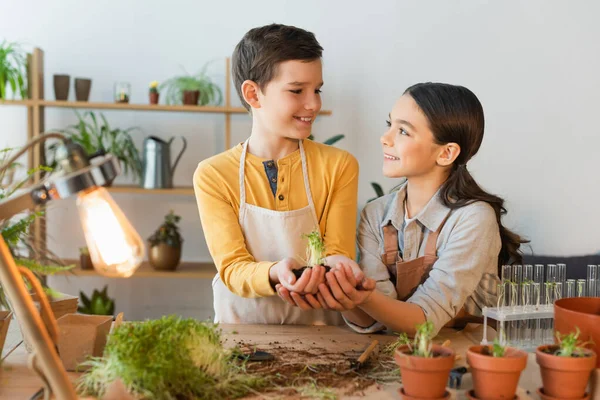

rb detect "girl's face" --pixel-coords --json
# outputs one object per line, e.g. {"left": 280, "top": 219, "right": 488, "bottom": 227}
{"left": 381, "top": 94, "right": 445, "bottom": 179}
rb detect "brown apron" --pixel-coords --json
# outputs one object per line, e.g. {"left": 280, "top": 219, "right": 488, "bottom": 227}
{"left": 381, "top": 216, "right": 483, "bottom": 328}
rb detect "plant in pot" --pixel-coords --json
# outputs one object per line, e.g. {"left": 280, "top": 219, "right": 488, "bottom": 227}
{"left": 149, "top": 80, "right": 159, "bottom": 104}
{"left": 46, "top": 111, "right": 143, "bottom": 184}
{"left": 394, "top": 321, "right": 455, "bottom": 400}
{"left": 78, "top": 286, "right": 115, "bottom": 316}
{"left": 292, "top": 230, "right": 331, "bottom": 279}
{"left": 147, "top": 210, "right": 183, "bottom": 271}
{"left": 79, "top": 246, "right": 94, "bottom": 270}
{"left": 0, "top": 40, "right": 28, "bottom": 100}
{"left": 536, "top": 327, "right": 596, "bottom": 400}
{"left": 466, "top": 331, "right": 528, "bottom": 400}
{"left": 160, "top": 64, "right": 222, "bottom": 106}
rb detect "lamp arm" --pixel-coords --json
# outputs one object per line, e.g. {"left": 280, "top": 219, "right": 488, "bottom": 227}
{"left": 0, "top": 132, "right": 66, "bottom": 176}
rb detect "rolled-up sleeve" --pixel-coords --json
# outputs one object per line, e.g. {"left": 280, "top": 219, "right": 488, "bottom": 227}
{"left": 406, "top": 202, "right": 501, "bottom": 335}
{"left": 344, "top": 204, "right": 398, "bottom": 333}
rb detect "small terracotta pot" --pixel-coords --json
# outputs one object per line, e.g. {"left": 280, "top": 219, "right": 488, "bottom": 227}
{"left": 80, "top": 253, "right": 94, "bottom": 270}
{"left": 53, "top": 74, "right": 70, "bottom": 100}
{"left": 537, "top": 387, "right": 590, "bottom": 400}
{"left": 466, "top": 345, "right": 527, "bottom": 400}
{"left": 536, "top": 345, "right": 596, "bottom": 399}
{"left": 399, "top": 387, "right": 450, "bottom": 400}
{"left": 75, "top": 78, "right": 91, "bottom": 101}
{"left": 554, "top": 297, "right": 600, "bottom": 368}
{"left": 394, "top": 344, "right": 455, "bottom": 399}
{"left": 148, "top": 242, "right": 181, "bottom": 271}
{"left": 0, "top": 311, "right": 12, "bottom": 353}
{"left": 182, "top": 90, "right": 200, "bottom": 105}
{"left": 149, "top": 91, "right": 159, "bottom": 104}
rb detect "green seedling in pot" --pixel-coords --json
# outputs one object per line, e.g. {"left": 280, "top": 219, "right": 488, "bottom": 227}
{"left": 293, "top": 230, "right": 331, "bottom": 279}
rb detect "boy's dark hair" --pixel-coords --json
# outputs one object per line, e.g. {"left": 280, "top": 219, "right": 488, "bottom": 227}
{"left": 232, "top": 23, "right": 323, "bottom": 111}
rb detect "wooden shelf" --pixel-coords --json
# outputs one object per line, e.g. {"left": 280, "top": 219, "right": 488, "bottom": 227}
{"left": 0, "top": 99, "right": 35, "bottom": 106}
{"left": 37, "top": 100, "right": 248, "bottom": 114}
{"left": 0, "top": 99, "right": 332, "bottom": 116}
{"left": 106, "top": 185, "right": 194, "bottom": 195}
{"left": 58, "top": 259, "right": 215, "bottom": 279}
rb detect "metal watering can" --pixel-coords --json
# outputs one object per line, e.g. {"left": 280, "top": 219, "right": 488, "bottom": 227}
{"left": 141, "top": 136, "right": 187, "bottom": 189}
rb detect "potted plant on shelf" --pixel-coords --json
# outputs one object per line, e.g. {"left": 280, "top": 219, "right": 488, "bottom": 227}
{"left": 78, "top": 286, "right": 115, "bottom": 316}
{"left": 0, "top": 40, "right": 28, "bottom": 100}
{"left": 160, "top": 63, "right": 222, "bottom": 106}
{"left": 466, "top": 332, "right": 528, "bottom": 400}
{"left": 79, "top": 246, "right": 93, "bottom": 270}
{"left": 149, "top": 80, "right": 159, "bottom": 104}
{"left": 536, "top": 327, "right": 596, "bottom": 400}
{"left": 147, "top": 210, "right": 183, "bottom": 271}
{"left": 394, "top": 321, "right": 455, "bottom": 400}
{"left": 46, "top": 111, "right": 143, "bottom": 184}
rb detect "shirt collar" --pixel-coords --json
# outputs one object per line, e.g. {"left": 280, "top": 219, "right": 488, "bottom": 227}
{"left": 380, "top": 182, "right": 451, "bottom": 233}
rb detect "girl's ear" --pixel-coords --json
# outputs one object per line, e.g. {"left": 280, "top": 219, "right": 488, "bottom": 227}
{"left": 241, "top": 80, "right": 261, "bottom": 109}
{"left": 436, "top": 143, "right": 461, "bottom": 167}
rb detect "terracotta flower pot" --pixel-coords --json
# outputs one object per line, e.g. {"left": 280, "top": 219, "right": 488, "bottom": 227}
{"left": 80, "top": 253, "right": 94, "bottom": 270}
{"left": 149, "top": 91, "right": 159, "bottom": 104}
{"left": 53, "top": 74, "right": 70, "bottom": 100}
{"left": 394, "top": 344, "right": 455, "bottom": 399}
{"left": 148, "top": 242, "right": 181, "bottom": 271}
{"left": 536, "top": 344, "right": 596, "bottom": 399}
{"left": 56, "top": 313, "right": 112, "bottom": 371}
{"left": 537, "top": 387, "right": 590, "bottom": 400}
{"left": 466, "top": 345, "right": 527, "bottom": 400}
{"left": 74, "top": 78, "right": 91, "bottom": 101}
{"left": 0, "top": 311, "right": 12, "bottom": 353}
{"left": 554, "top": 297, "right": 600, "bottom": 368}
{"left": 182, "top": 90, "right": 200, "bottom": 105}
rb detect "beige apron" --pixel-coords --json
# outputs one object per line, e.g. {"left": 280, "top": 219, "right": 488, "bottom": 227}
{"left": 381, "top": 214, "right": 481, "bottom": 328}
{"left": 212, "top": 139, "right": 344, "bottom": 325}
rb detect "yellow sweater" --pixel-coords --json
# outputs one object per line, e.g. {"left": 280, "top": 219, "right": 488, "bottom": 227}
{"left": 193, "top": 139, "right": 359, "bottom": 298}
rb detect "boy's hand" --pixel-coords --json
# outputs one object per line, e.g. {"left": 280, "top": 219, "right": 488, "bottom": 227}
{"left": 318, "top": 264, "right": 376, "bottom": 311}
{"left": 269, "top": 258, "right": 325, "bottom": 294}
{"left": 275, "top": 284, "right": 324, "bottom": 310}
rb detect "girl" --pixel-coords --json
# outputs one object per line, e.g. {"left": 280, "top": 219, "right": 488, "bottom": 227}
{"left": 277, "top": 82, "right": 527, "bottom": 336}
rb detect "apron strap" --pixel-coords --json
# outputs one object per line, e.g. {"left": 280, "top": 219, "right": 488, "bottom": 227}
{"left": 238, "top": 140, "right": 250, "bottom": 224}
{"left": 299, "top": 140, "right": 319, "bottom": 229}
{"left": 381, "top": 223, "right": 401, "bottom": 265}
{"left": 424, "top": 212, "right": 452, "bottom": 256}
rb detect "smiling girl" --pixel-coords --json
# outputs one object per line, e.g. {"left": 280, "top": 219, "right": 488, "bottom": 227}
{"left": 277, "top": 82, "right": 527, "bottom": 336}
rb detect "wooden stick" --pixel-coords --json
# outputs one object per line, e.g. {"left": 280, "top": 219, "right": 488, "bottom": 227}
{"left": 357, "top": 339, "right": 379, "bottom": 364}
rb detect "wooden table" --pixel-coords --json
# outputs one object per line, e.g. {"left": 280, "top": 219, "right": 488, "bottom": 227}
{"left": 1, "top": 320, "right": 539, "bottom": 399}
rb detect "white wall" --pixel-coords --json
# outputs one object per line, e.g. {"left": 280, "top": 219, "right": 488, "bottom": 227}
{"left": 2, "top": 0, "right": 599, "bottom": 320}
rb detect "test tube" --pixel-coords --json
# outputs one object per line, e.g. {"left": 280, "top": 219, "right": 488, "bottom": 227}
{"left": 510, "top": 265, "right": 523, "bottom": 344}
{"left": 523, "top": 264, "right": 534, "bottom": 282}
{"left": 501, "top": 265, "right": 512, "bottom": 307}
{"left": 512, "top": 265, "right": 523, "bottom": 307}
{"left": 535, "top": 264, "right": 545, "bottom": 302}
{"left": 566, "top": 279, "right": 576, "bottom": 298}
{"left": 521, "top": 281, "right": 532, "bottom": 346}
{"left": 588, "top": 265, "right": 597, "bottom": 299}
{"left": 577, "top": 279, "right": 587, "bottom": 297}
{"left": 533, "top": 282, "right": 542, "bottom": 345}
{"left": 546, "top": 264, "right": 557, "bottom": 283}
{"left": 557, "top": 263, "right": 567, "bottom": 297}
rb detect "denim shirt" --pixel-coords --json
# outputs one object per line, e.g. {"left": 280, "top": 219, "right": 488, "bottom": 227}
{"left": 349, "top": 183, "right": 501, "bottom": 335}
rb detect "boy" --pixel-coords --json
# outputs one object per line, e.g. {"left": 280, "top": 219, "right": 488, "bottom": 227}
{"left": 194, "top": 23, "right": 358, "bottom": 325}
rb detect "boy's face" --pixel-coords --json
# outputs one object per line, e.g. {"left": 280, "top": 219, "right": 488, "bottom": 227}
{"left": 255, "top": 59, "right": 323, "bottom": 140}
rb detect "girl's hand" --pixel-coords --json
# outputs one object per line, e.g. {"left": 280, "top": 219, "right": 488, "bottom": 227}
{"left": 324, "top": 255, "right": 366, "bottom": 285}
{"left": 318, "top": 264, "right": 376, "bottom": 311}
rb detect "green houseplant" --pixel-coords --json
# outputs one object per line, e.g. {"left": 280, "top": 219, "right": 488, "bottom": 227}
{"left": 77, "top": 315, "right": 265, "bottom": 399}
{"left": 0, "top": 147, "right": 75, "bottom": 310}
{"left": 78, "top": 286, "right": 115, "bottom": 316}
{"left": 160, "top": 64, "right": 222, "bottom": 106}
{"left": 394, "top": 321, "right": 455, "bottom": 399}
{"left": 467, "top": 332, "right": 528, "bottom": 400}
{"left": 0, "top": 40, "right": 28, "bottom": 100}
{"left": 47, "top": 111, "right": 142, "bottom": 183}
{"left": 147, "top": 210, "right": 183, "bottom": 271}
{"left": 536, "top": 327, "right": 596, "bottom": 399}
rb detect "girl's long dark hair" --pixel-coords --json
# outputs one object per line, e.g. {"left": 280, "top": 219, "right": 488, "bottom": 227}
{"left": 405, "top": 83, "right": 528, "bottom": 268}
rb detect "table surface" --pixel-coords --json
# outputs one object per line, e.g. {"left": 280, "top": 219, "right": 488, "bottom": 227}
{"left": 1, "top": 319, "right": 539, "bottom": 399}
